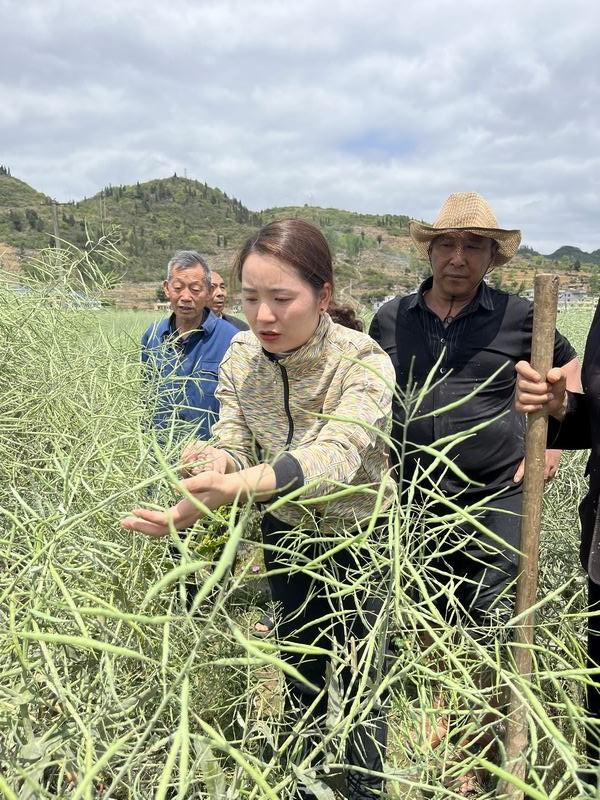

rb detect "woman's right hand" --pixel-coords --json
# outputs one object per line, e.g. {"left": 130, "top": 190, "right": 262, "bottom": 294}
{"left": 180, "top": 442, "right": 230, "bottom": 476}
{"left": 122, "top": 471, "right": 236, "bottom": 536}
{"left": 515, "top": 361, "right": 568, "bottom": 419}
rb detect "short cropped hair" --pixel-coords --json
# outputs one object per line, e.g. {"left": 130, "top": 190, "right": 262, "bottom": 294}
{"left": 166, "top": 250, "right": 211, "bottom": 289}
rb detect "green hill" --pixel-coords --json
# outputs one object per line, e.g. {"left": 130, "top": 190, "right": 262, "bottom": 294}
{"left": 545, "top": 245, "right": 600, "bottom": 265}
{"left": 0, "top": 170, "right": 264, "bottom": 279}
{"left": 262, "top": 204, "right": 409, "bottom": 234}
{"left": 75, "top": 175, "right": 263, "bottom": 280}
{"left": 0, "top": 166, "right": 66, "bottom": 250}
{"left": 75, "top": 180, "right": 413, "bottom": 289}
{"left": 0, "top": 167, "right": 597, "bottom": 301}
{"left": 0, "top": 170, "right": 414, "bottom": 295}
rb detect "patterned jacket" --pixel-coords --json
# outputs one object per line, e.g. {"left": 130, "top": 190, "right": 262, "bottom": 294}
{"left": 211, "top": 313, "right": 396, "bottom": 529}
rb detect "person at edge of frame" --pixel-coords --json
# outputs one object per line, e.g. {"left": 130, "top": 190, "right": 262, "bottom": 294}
{"left": 210, "top": 269, "right": 250, "bottom": 331}
{"left": 141, "top": 251, "right": 238, "bottom": 441}
{"left": 368, "top": 191, "right": 581, "bottom": 795}
{"left": 122, "top": 219, "right": 396, "bottom": 800}
{"left": 516, "top": 310, "right": 600, "bottom": 792}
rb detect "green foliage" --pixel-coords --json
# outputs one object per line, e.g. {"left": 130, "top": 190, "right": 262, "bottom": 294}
{"left": 547, "top": 245, "right": 600, "bottom": 265}
{"left": 0, "top": 240, "right": 597, "bottom": 797}
{"left": 0, "top": 171, "right": 596, "bottom": 308}
{"left": 0, "top": 250, "right": 255, "bottom": 797}
{"left": 262, "top": 204, "right": 409, "bottom": 233}
{"left": 0, "top": 174, "right": 63, "bottom": 249}
{"left": 518, "top": 244, "right": 539, "bottom": 258}
{"left": 589, "top": 267, "right": 600, "bottom": 295}
{"left": 155, "top": 284, "right": 167, "bottom": 302}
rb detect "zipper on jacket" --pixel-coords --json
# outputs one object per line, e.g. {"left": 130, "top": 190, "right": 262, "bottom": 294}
{"left": 277, "top": 363, "right": 294, "bottom": 448}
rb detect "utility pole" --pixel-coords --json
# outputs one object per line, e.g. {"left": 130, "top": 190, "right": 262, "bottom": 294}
{"left": 52, "top": 201, "right": 59, "bottom": 250}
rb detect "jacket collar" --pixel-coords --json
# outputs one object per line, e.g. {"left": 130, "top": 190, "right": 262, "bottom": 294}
{"left": 164, "top": 307, "right": 215, "bottom": 338}
{"left": 262, "top": 313, "right": 333, "bottom": 369}
{"left": 408, "top": 276, "right": 494, "bottom": 312}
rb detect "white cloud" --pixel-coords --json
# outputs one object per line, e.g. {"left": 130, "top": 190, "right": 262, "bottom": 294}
{"left": 1, "top": 0, "right": 599, "bottom": 251}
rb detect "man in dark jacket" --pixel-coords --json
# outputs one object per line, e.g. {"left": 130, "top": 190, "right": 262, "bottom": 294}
{"left": 142, "top": 251, "right": 237, "bottom": 441}
{"left": 369, "top": 192, "right": 580, "bottom": 790}
{"left": 370, "top": 194, "right": 579, "bottom": 627}
{"left": 210, "top": 270, "right": 249, "bottom": 331}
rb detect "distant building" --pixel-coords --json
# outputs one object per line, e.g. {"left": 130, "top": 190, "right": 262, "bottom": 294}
{"left": 67, "top": 291, "right": 103, "bottom": 310}
{"left": 21, "top": 287, "right": 104, "bottom": 310}
{"left": 557, "top": 289, "right": 588, "bottom": 309}
{"left": 371, "top": 293, "right": 398, "bottom": 312}
{"left": 522, "top": 286, "right": 589, "bottom": 308}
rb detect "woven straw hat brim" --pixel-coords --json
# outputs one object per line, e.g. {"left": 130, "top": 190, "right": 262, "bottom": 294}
{"left": 409, "top": 221, "right": 521, "bottom": 266}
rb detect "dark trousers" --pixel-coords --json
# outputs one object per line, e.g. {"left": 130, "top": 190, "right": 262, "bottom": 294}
{"left": 414, "top": 492, "right": 522, "bottom": 638}
{"left": 261, "top": 513, "right": 388, "bottom": 799}
{"left": 587, "top": 578, "right": 600, "bottom": 763}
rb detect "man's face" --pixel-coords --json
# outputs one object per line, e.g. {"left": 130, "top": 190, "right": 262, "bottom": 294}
{"left": 210, "top": 271, "right": 227, "bottom": 315}
{"left": 163, "top": 265, "right": 210, "bottom": 320}
{"left": 429, "top": 232, "right": 495, "bottom": 300}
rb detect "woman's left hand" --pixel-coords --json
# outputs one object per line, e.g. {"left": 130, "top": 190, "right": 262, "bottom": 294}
{"left": 121, "top": 472, "right": 236, "bottom": 537}
{"left": 180, "top": 443, "right": 230, "bottom": 476}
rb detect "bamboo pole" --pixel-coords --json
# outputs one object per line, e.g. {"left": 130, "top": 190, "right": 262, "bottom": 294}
{"left": 499, "top": 274, "right": 560, "bottom": 798}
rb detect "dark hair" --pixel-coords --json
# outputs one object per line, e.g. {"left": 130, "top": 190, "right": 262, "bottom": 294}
{"left": 234, "top": 219, "right": 334, "bottom": 292}
{"left": 328, "top": 302, "right": 363, "bottom": 331}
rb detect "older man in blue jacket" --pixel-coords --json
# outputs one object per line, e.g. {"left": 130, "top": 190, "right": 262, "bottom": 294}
{"left": 142, "top": 250, "right": 237, "bottom": 441}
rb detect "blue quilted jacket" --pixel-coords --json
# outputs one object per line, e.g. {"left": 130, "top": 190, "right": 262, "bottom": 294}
{"left": 141, "top": 309, "right": 237, "bottom": 440}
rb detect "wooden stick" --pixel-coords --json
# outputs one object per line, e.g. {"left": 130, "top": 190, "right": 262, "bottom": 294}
{"left": 499, "top": 274, "right": 560, "bottom": 798}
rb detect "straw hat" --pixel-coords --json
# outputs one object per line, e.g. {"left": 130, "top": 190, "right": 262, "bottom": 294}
{"left": 409, "top": 192, "right": 521, "bottom": 266}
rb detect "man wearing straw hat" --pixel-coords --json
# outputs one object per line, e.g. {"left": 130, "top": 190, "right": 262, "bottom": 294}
{"left": 369, "top": 192, "right": 580, "bottom": 786}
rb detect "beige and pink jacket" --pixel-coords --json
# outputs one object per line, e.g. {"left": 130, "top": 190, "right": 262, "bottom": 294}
{"left": 211, "top": 313, "right": 396, "bottom": 529}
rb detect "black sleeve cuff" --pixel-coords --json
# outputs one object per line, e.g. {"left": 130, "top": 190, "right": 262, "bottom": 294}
{"left": 272, "top": 453, "right": 304, "bottom": 497}
{"left": 547, "top": 390, "right": 588, "bottom": 449}
{"left": 547, "top": 411, "right": 563, "bottom": 447}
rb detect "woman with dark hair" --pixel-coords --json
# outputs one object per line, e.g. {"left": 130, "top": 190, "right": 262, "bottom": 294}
{"left": 255, "top": 296, "right": 363, "bottom": 636}
{"left": 123, "top": 219, "right": 395, "bottom": 799}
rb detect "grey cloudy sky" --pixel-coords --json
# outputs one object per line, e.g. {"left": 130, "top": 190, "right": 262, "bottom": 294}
{"left": 1, "top": 0, "right": 599, "bottom": 252}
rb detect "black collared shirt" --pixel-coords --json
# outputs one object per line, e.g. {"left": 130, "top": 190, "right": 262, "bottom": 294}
{"left": 547, "top": 298, "right": 600, "bottom": 576}
{"left": 369, "top": 278, "right": 577, "bottom": 500}
{"left": 222, "top": 312, "right": 249, "bottom": 331}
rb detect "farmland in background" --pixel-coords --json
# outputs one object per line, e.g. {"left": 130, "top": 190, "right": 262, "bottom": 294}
{"left": 1, "top": 167, "right": 599, "bottom": 309}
